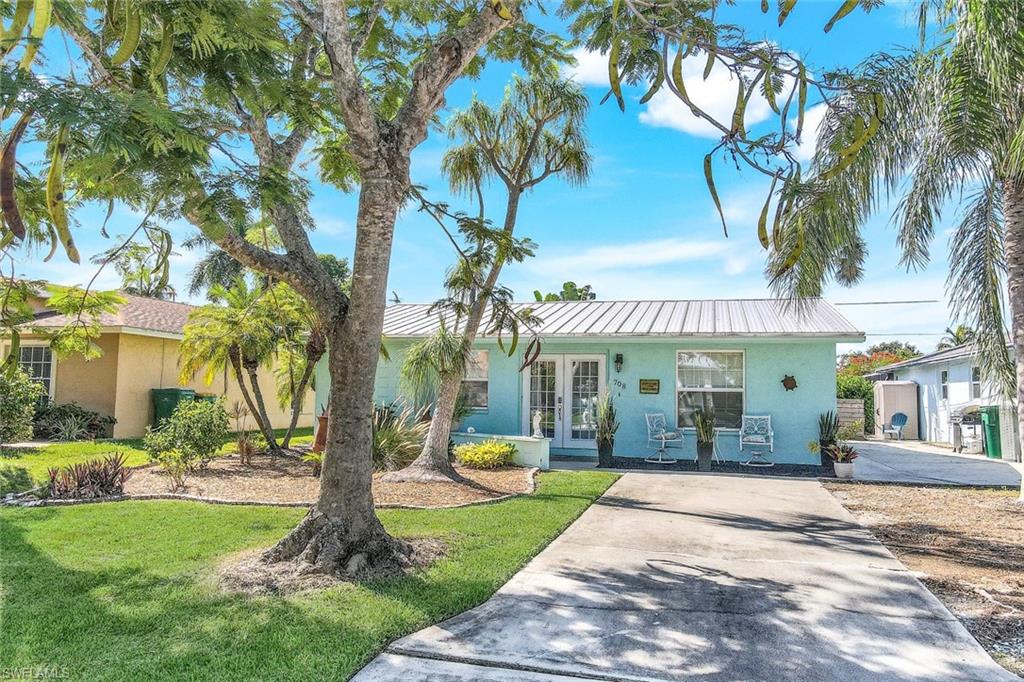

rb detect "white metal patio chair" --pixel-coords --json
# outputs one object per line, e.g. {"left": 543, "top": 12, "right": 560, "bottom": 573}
{"left": 739, "top": 415, "right": 774, "bottom": 453}
{"left": 645, "top": 413, "right": 683, "bottom": 464}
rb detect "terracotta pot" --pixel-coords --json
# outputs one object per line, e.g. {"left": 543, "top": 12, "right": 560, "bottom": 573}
{"left": 312, "top": 414, "right": 329, "bottom": 454}
{"left": 697, "top": 442, "right": 714, "bottom": 472}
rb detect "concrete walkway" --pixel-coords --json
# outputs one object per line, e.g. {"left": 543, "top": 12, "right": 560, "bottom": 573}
{"left": 855, "top": 440, "right": 1021, "bottom": 486}
{"left": 354, "top": 473, "right": 1015, "bottom": 681}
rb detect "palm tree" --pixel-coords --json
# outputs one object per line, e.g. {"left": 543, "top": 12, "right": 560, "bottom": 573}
{"left": 771, "top": 2, "right": 1023, "bottom": 481}
{"left": 384, "top": 75, "right": 591, "bottom": 483}
{"left": 937, "top": 325, "right": 977, "bottom": 350}
{"left": 179, "top": 278, "right": 283, "bottom": 451}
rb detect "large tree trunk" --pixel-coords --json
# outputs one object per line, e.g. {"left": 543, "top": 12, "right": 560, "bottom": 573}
{"left": 1004, "top": 179, "right": 1024, "bottom": 501}
{"left": 384, "top": 189, "right": 523, "bottom": 483}
{"left": 263, "top": 176, "right": 411, "bottom": 576}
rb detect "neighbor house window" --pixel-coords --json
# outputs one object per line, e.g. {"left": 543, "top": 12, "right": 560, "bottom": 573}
{"left": 940, "top": 369, "right": 949, "bottom": 400}
{"left": 460, "top": 350, "right": 488, "bottom": 410}
{"left": 676, "top": 350, "right": 744, "bottom": 429}
{"left": 971, "top": 366, "right": 982, "bottom": 400}
{"left": 19, "top": 345, "right": 54, "bottom": 398}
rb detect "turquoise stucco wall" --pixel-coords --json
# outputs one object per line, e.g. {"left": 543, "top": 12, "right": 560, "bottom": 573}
{"left": 315, "top": 337, "right": 839, "bottom": 465}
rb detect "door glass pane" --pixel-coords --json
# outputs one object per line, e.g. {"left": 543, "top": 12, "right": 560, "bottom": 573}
{"left": 570, "top": 360, "right": 599, "bottom": 441}
{"left": 529, "top": 360, "right": 557, "bottom": 438}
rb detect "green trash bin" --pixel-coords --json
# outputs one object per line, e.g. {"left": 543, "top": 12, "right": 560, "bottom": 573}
{"left": 151, "top": 388, "right": 196, "bottom": 427}
{"left": 980, "top": 405, "right": 1002, "bottom": 459}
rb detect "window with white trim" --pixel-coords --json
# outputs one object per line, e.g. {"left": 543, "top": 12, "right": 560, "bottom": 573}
{"left": 940, "top": 369, "right": 949, "bottom": 400}
{"left": 19, "top": 345, "right": 54, "bottom": 398}
{"left": 971, "top": 366, "right": 982, "bottom": 400}
{"left": 460, "top": 350, "right": 488, "bottom": 410}
{"left": 676, "top": 350, "right": 744, "bottom": 429}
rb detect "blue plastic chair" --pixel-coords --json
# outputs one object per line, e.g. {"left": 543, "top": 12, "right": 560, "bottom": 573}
{"left": 884, "top": 412, "right": 908, "bottom": 440}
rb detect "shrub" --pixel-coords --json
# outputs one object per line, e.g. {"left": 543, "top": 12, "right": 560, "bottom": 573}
{"left": 48, "top": 453, "right": 132, "bottom": 498}
{"left": 301, "top": 450, "right": 323, "bottom": 477}
{"left": 0, "top": 367, "right": 43, "bottom": 443}
{"left": 454, "top": 440, "right": 516, "bottom": 469}
{"left": 825, "top": 442, "right": 859, "bottom": 463}
{"left": 33, "top": 402, "right": 116, "bottom": 440}
{"left": 836, "top": 374, "right": 875, "bottom": 432}
{"left": 837, "top": 419, "right": 865, "bottom": 441}
{"left": 373, "top": 402, "right": 429, "bottom": 471}
{"left": 144, "top": 398, "right": 229, "bottom": 487}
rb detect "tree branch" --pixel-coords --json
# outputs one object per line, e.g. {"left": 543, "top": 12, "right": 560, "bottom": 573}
{"left": 321, "top": 0, "right": 380, "bottom": 162}
{"left": 353, "top": 0, "right": 386, "bottom": 57}
{"left": 395, "top": 4, "right": 516, "bottom": 156}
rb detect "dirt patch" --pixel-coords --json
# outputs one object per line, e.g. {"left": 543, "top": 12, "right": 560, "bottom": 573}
{"left": 124, "top": 454, "right": 533, "bottom": 508}
{"left": 826, "top": 482, "right": 1024, "bottom": 676}
{"left": 219, "top": 537, "right": 448, "bottom": 595}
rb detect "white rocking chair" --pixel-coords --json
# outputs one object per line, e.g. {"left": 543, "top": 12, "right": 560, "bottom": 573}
{"left": 739, "top": 415, "right": 774, "bottom": 453}
{"left": 645, "top": 413, "right": 683, "bottom": 464}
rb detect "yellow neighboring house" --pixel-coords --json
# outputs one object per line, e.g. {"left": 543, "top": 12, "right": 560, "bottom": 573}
{"left": 3, "top": 293, "right": 313, "bottom": 439}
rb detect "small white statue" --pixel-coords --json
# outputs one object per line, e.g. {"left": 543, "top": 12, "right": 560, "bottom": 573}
{"left": 532, "top": 410, "right": 544, "bottom": 438}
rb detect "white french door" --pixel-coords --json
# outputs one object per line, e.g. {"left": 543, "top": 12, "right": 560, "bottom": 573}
{"left": 522, "top": 354, "right": 606, "bottom": 449}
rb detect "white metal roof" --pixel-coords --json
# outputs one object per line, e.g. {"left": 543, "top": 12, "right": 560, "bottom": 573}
{"left": 382, "top": 299, "right": 864, "bottom": 340}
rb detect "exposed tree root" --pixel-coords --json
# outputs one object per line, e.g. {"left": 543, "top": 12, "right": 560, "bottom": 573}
{"left": 379, "top": 458, "right": 466, "bottom": 484}
{"left": 261, "top": 508, "right": 412, "bottom": 579}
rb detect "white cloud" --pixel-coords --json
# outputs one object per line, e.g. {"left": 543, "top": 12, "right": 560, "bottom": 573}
{"left": 638, "top": 58, "right": 774, "bottom": 139}
{"left": 314, "top": 216, "right": 351, "bottom": 236}
{"left": 561, "top": 47, "right": 610, "bottom": 87}
{"left": 526, "top": 237, "right": 730, "bottom": 273}
{"left": 792, "top": 103, "right": 828, "bottom": 162}
{"left": 723, "top": 254, "right": 750, "bottom": 276}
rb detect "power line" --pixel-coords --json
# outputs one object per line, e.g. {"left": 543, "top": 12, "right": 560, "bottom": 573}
{"left": 833, "top": 299, "right": 940, "bottom": 306}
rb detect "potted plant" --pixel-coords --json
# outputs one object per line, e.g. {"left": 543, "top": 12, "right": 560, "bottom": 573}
{"left": 313, "top": 404, "right": 329, "bottom": 454}
{"left": 596, "top": 391, "right": 618, "bottom": 468}
{"left": 694, "top": 408, "right": 716, "bottom": 472}
{"left": 826, "top": 442, "right": 859, "bottom": 479}
{"left": 818, "top": 410, "right": 840, "bottom": 476}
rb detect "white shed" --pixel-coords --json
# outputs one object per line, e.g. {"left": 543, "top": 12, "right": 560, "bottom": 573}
{"left": 875, "top": 344, "right": 1020, "bottom": 461}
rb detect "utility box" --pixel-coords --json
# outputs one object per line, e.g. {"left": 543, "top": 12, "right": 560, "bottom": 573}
{"left": 873, "top": 381, "right": 919, "bottom": 440}
{"left": 151, "top": 388, "right": 196, "bottom": 426}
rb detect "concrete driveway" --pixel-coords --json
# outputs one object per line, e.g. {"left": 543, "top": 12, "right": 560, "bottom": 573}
{"left": 355, "top": 473, "right": 1016, "bottom": 681}
{"left": 855, "top": 440, "right": 1021, "bottom": 486}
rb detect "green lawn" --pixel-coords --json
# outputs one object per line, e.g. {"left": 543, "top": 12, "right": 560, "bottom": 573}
{"left": 0, "top": 427, "right": 315, "bottom": 495}
{"left": 0, "top": 470, "right": 617, "bottom": 680}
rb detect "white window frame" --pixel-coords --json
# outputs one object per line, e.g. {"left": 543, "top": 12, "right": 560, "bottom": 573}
{"left": 16, "top": 342, "right": 56, "bottom": 400}
{"left": 970, "top": 366, "right": 982, "bottom": 400}
{"left": 676, "top": 349, "right": 745, "bottom": 431}
{"left": 461, "top": 350, "right": 489, "bottom": 411}
{"left": 939, "top": 369, "right": 949, "bottom": 401}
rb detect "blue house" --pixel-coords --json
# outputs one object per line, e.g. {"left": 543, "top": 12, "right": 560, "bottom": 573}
{"left": 314, "top": 299, "right": 864, "bottom": 468}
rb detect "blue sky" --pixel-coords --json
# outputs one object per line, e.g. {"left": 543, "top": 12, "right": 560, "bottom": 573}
{"left": 15, "top": 1, "right": 957, "bottom": 355}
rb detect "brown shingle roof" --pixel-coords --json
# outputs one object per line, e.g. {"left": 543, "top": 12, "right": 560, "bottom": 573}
{"left": 28, "top": 293, "right": 195, "bottom": 337}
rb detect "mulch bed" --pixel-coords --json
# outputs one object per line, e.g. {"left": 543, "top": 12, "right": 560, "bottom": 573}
{"left": 123, "top": 454, "right": 533, "bottom": 508}
{"left": 826, "top": 482, "right": 1024, "bottom": 677}
{"left": 606, "top": 456, "right": 830, "bottom": 478}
